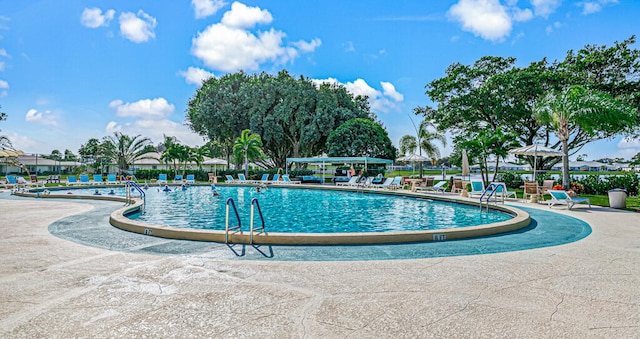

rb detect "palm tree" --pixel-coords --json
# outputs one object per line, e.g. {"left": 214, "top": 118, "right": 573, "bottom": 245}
{"left": 233, "top": 129, "right": 263, "bottom": 177}
{"left": 409, "top": 119, "right": 447, "bottom": 176}
{"left": 534, "top": 85, "right": 635, "bottom": 189}
{"left": 102, "top": 132, "right": 156, "bottom": 174}
{"left": 398, "top": 135, "right": 417, "bottom": 156}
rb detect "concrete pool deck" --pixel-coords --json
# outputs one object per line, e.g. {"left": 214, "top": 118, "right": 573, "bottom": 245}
{"left": 0, "top": 191, "right": 638, "bottom": 338}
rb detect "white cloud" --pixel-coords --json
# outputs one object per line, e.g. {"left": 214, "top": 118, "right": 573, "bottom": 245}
{"left": 0, "top": 79, "right": 8, "bottom": 97}
{"left": 81, "top": 8, "right": 115, "bottom": 28}
{"left": 448, "top": 0, "right": 512, "bottom": 42}
{"left": 191, "top": 3, "right": 320, "bottom": 72}
{"left": 578, "top": 0, "right": 619, "bottom": 15}
{"left": 531, "top": 0, "right": 561, "bottom": 18}
{"left": 119, "top": 10, "right": 157, "bottom": 43}
{"left": 312, "top": 78, "right": 404, "bottom": 114}
{"left": 179, "top": 67, "right": 215, "bottom": 85}
{"left": 0, "top": 48, "right": 8, "bottom": 57}
{"left": 221, "top": 2, "right": 272, "bottom": 29}
{"left": 192, "top": 0, "right": 227, "bottom": 19}
{"left": 109, "top": 98, "right": 174, "bottom": 120}
{"left": 546, "top": 21, "right": 562, "bottom": 34}
{"left": 292, "top": 38, "right": 322, "bottom": 53}
{"left": 381, "top": 82, "right": 404, "bottom": 102}
{"left": 511, "top": 7, "right": 533, "bottom": 22}
{"left": 25, "top": 108, "right": 57, "bottom": 126}
{"left": 343, "top": 41, "right": 356, "bottom": 53}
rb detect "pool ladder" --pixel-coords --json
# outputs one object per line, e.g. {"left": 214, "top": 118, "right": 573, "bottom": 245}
{"left": 125, "top": 180, "right": 145, "bottom": 211}
{"left": 225, "top": 197, "right": 267, "bottom": 244}
{"left": 478, "top": 183, "right": 505, "bottom": 212}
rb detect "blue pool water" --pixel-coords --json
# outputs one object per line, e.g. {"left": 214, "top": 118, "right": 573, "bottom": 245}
{"left": 63, "top": 186, "right": 512, "bottom": 233}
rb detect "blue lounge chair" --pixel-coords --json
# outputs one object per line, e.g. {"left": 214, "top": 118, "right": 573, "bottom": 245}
{"left": 79, "top": 174, "right": 90, "bottom": 184}
{"left": 157, "top": 174, "right": 168, "bottom": 184}
{"left": 107, "top": 174, "right": 117, "bottom": 184}
{"left": 548, "top": 190, "right": 591, "bottom": 209}
{"left": 5, "top": 175, "right": 20, "bottom": 188}
{"left": 225, "top": 175, "right": 236, "bottom": 183}
{"left": 237, "top": 174, "right": 247, "bottom": 183}
{"left": 93, "top": 174, "right": 103, "bottom": 183}
{"left": 281, "top": 174, "right": 300, "bottom": 184}
{"left": 173, "top": 175, "right": 183, "bottom": 183}
{"left": 185, "top": 174, "right": 195, "bottom": 184}
{"left": 467, "top": 180, "right": 485, "bottom": 198}
{"left": 271, "top": 174, "right": 281, "bottom": 183}
{"left": 66, "top": 175, "right": 78, "bottom": 185}
{"left": 257, "top": 173, "right": 269, "bottom": 183}
{"left": 389, "top": 176, "right": 403, "bottom": 190}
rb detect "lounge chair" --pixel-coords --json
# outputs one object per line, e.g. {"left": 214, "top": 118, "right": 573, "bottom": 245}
{"left": 270, "top": 174, "right": 281, "bottom": 183}
{"left": 371, "top": 177, "right": 393, "bottom": 189}
{"left": 257, "top": 173, "right": 270, "bottom": 183}
{"left": 6, "top": 175, "right": 20, "bottom": 188}
{"left": 185, "top": 174, "right": 195, "bottom": 184}
{"left": 173, "top": 175, "right": 183, "bottom": 183}
{"left": 225, "top": 175, "right": 236, "bottom": 183}
{"left": 389, "top": 176, "right": 403, "bottom": 190}
{"left": 539, "top": 179, "right": 555, "bottom": 201}
{"left": 337, "top": 176, "right": 359, "bottom": 186}
{"left": 237, "top": 174, "right": 248, "bottom": 183}
{"left": 467, "top": 180, "right": 485, "bottom": 198}
{"left": 157, "top": 174, "right": 168, "bottom": 184}
{"left": 548, "top": 190, "right": 591, "bottom": 209}
{"left": 522, "top": 181, "right": 540, "bottom": 202}
{"left": 67, "top": 175, "right": 78, "bottom": 185}
{"left": 451, "top": 178, "right": 464, "bottom": 194}
{"left": 107, "top": 174, "right": 118, "bottom": 184}
{"left": 417, "top": 180, "right": 448, "bottom": 193}
{"left": 79, "top": 174, "right": 90, "bottom": 185}
{"left": 281, "top": 174, "right": 300, "bottom": 184}
{"left": 356, "top": 176, "right": 373, "bottom": 188}
{"left": 489, "top": 182, "right": 517, "bottom": 199}
{"left": 208, "top": 173, "right": 216, "bottom": 182}
{"left": 93, "top": 174, "right": 103, "bottom": 184}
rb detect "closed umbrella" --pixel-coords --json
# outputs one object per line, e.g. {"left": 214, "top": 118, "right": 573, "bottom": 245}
{"left": 508, "top": 145, "right": 563, "bottom": 180}
{"left": 461, "top": 149, "right": 470, "bottom": 179}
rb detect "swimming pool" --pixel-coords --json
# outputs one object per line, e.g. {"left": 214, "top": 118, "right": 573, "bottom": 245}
{"left": 64, "top": 185, "right": 510, "bottom": 232}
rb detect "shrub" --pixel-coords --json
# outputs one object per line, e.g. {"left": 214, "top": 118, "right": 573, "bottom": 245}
{"left": 494, "top": 171, "right": 524, "bottom": 189}
{"left": 573, "top": 173, "right": 639, "bottom": 197}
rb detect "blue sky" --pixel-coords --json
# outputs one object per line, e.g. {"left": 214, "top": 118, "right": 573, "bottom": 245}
{"left": 1, "top": 0, "right": 638, "bottom": 161}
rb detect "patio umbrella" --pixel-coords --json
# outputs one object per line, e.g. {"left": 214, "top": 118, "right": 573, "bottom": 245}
{"left": 0, "top": 147, "right": 24, "bottom": 157}
{"left": 202, "top": 158, "right": 227, "bottom": 177}
{"left": 397, "top": 153, "right": 430, "bottom": 175}
{"left": 461, "top": 149, "right": 470, "bottom": 179}
{"left": 508, "top": 145, "right": 563, "bottom": 180}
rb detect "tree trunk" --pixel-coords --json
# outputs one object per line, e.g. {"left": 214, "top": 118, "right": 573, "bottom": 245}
{"left": 562, "top": 140, "right": 570, "bottom": 189}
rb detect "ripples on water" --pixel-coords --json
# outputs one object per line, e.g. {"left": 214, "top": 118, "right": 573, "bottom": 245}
{"left": 69, "top": 186, "right": 512, "bottom": 233}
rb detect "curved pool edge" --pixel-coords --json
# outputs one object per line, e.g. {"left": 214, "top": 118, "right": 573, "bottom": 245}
{"left": 106, "top": 185, "right": 531, "bottom": 245}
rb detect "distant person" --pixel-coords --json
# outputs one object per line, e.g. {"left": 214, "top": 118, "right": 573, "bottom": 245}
{"left": 211, "top": 184, "right": 220, "bottom": 196}
{"left": 93, "top": 190, "right": 101, "bottom": 196}
{"left": 162, "top": 185, "right": 171, "bottom": 192}
{"left": 441, "top": 165, "right": 447, "bottom": 180}
{"left": 108, "top": 189, "right": 115, "bottom": 195}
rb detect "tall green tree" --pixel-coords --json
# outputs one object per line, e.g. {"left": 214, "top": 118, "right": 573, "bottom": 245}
{"left": 102, "top": 132, "right": 156, "bottom": 174}
{"left": 458, "top": 129, "right": 520, "bottom": 185}
{"left": 326, "top": 118, "right": 397, "bottom": 160}
{"left": 533, "top": 85, "right": 636, "bottom": 188}
{"left": 233, "top": 129, "right": 263, "bottom": 177}
{"left": 187, "top": 70, "right": 372, "bottom": 169}
{"left": 0, "top": 105, "right": 10, "bottom": 149}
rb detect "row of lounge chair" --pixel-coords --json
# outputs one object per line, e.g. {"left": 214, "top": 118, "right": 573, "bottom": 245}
{"left": 156, "top": 174, "right": 196, "bottom": 184}
{"left": 224, "top": 173, "right": 300, "bottom": 184}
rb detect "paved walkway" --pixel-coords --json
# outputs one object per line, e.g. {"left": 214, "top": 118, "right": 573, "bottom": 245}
{"left": 0, "top": 191, "right": 638, "bottom": 338}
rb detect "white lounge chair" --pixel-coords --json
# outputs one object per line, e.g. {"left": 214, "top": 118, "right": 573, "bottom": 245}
{"left": 281, "top": 174, "right": 300, "bottom": 184}
{"left": 337, "top": 176, "right": 359, "bottom": 186}
{"left": 417, "top": 180, "right": 448, "bottom": 193}
{"left": 548, "top": 190, "right": 591, "bottom": 209}
{"left": 371, "top": 177, "right": 393, "bottom": 189}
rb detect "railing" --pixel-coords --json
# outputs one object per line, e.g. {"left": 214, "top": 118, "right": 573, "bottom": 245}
{"left": 479, "top": 183, "right": 505, "bottom": 212}
{"left": 249, "top": 198, "right": 266, "bottom": 244}
{"left": 125, "top": 180, "right": 145, "bottom": 211}
{"left": 225, "top": 197, "right": 242, "bottom": 243}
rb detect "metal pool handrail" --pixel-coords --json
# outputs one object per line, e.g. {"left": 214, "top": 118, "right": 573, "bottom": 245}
{"left": 125, "top": 181, "right": 145, "bottom": 210}
{"left": 479, "top": 183, "right": 505, "bottom": 212}
{"left": 225, "top": 197, "right": 242, "bottom": 243}
{"left": 249, "top": 198, "right": 266, "bottom": 244}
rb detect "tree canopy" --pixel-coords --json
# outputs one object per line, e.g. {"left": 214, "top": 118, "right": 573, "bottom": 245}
{"left": 187, "top": 70, "right": 374, "bottom": 169}
{"left": 325, "top": 118, "right": 397, "bottom": 160}
{"left": 416, "top": 36, "right": 640, "bottom": 171}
